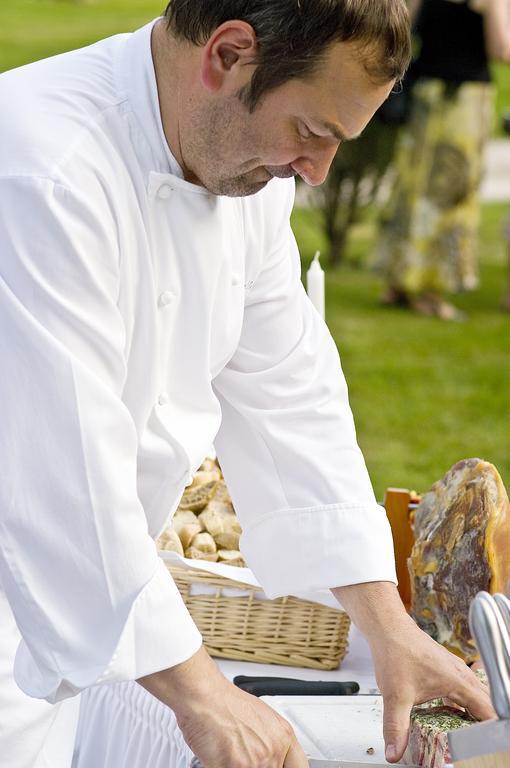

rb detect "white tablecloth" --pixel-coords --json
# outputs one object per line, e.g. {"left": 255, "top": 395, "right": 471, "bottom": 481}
{"left": 218, "top": 624, "right": 378, "bottom": 692}
{"left": 72, "top": 625, "right": 378, "bottom": 768}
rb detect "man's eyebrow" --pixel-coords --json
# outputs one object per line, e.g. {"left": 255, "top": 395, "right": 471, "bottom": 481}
{"left": 323, "top": 122, "right": 361, "bottom": 142}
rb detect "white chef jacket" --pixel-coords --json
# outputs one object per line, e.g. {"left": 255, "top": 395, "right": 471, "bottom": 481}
{"left": 0, "top": 18, "right": 396, "bottom": 709}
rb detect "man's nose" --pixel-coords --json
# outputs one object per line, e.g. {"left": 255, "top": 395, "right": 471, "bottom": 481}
{"left": 292, "top": 143, "right": 339, "bottom": 186}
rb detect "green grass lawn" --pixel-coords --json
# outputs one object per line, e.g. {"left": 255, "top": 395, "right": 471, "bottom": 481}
{"left": 293, "top": 204, "right": 510, "bottom": 499}
{"left": 0, "top": 0, "right": 163, "bottom": 72}
{"left": 2, "top": 0, "right": 509, "bottom": 500}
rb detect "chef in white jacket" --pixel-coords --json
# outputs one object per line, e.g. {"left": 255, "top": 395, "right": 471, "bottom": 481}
{"left": 0, "top": 2, "right": 494, "bottom": 766}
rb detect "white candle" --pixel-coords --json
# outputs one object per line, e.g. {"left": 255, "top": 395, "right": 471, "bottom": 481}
{"left": 306, "top": 250, "right": 325, "bottom": 319}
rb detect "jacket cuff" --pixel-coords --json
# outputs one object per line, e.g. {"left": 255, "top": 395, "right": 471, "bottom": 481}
{"left": 15, "top": 559, "right": 202, "bottom": 704}
{"left": 241, "top": 503, "right": 397, "bottom": 599}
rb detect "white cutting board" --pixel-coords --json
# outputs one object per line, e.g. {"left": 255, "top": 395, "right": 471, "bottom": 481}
{"left": 263, "top": 695, "right": 389, "bottom": 764}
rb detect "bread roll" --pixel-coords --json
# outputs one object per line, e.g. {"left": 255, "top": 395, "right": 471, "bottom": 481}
{"left": 157, "top": 527, "right": 184, "bottom": 556}
{"left": 206, "top": 498, "right": 237, "bottom": 516}
{"left": 217, "top": 549, "right": 245, "bottom": 567}
{"left": 172, "top": 510, "right": 201, "bottom": 533}
{"left": 178, "top": 523, "right": 202, "bottom": 550}
{"left": 179, "top": 480, "right": 218, "bottom": 512}
{"left": 225, "top": 516, "right": 242, "bottom": 534}
{"left": 190, "top": 532, "right": 217, "bottom": 554}
{"left": 185, "top": 547, "right": 219, "bottom": 563}
{"left": 190, "top": 469, "right": 221, "bottom": 487}
{"left": 175, "top": 460, "right": 245, "bottom": 567}
{"left": 199, "top": 458, "right": 218, "bottom": 473}
{"left": 212, "top": 480, "right": 231, "bottom": 504}
{"left": 198, "top": 508, "right": 225, "bottom": 538}
{"left": 214, "top": 531, "right": 240, "bottom": 550}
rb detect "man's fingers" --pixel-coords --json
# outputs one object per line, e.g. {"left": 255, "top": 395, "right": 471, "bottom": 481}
{"left": 451, "top": 671, "right": 496, "bottom": 721}
{"left": 383, "top": 694, "right": 413, "bottom": 763}
{"left": 283, "top": 736, "right": 310, "bottom": 767}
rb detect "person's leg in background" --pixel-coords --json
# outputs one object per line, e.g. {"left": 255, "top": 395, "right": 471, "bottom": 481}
{"left": 376, "top": 79, "right": 494, "bottom": 320}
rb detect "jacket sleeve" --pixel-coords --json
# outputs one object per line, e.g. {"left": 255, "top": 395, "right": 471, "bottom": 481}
{"left": 213, "top": 180, "right": 396, "bottom": 599}
{"left": 0, "top": 175, "right": 201, "bottom": 704}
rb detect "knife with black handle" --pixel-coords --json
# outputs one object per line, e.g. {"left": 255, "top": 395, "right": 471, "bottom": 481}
{"left": 233, "top": 675, "right": 360, "bottom": 697}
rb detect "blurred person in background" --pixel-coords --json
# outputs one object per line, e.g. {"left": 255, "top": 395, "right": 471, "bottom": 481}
{"left": 377, "top": 0, "right": 510, "bottom": 320}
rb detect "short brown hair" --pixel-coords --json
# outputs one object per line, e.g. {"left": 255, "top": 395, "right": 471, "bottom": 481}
{"left": 165, "top": 0, "right": 411, "bottom": 109}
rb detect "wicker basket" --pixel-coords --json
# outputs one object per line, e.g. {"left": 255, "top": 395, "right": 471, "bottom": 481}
{"left": 167, "top": 562, "right": 351, "bottom": 670}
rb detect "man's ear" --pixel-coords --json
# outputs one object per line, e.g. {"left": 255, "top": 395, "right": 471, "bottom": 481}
{"left": 200, "top": 21, "right": 257, "bottom": 93}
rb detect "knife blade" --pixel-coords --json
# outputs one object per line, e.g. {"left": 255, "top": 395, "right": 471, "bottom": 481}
{"left": 469, "top": 591, "right": 510, "bottom": 719}
{"left": 448, "top": 718, "right": 510, "bottom": 761}
{"left": 191, "top": 758, "right": 417, "bottom": 767}
{"left": 308, "top": 760, "right": 418, "bottom": 767}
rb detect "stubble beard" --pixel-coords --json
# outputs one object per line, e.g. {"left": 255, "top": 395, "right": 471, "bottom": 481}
{"left": 216, "top": 163, "right": 296, "bottom": 197}
{"left": 182, "top": 96, "right": 295, "bottom": 198}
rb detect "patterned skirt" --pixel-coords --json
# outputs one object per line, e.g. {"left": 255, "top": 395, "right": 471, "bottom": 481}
{"left": 377, "top": 79, "right": 493, "bottom": 295}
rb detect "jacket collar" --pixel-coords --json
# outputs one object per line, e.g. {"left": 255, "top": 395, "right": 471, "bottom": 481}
{"left": 115, "top": 18, "right": 184, "bottom": 181}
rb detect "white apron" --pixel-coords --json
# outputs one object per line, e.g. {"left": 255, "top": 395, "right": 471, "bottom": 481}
{"left": 0, "top": 584, "right": 79, "bottom": 768}
{"left": 72, "top": 681, "right": 191, "bottom": 768}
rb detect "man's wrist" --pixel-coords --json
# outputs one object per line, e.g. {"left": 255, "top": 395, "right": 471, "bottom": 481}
{"left": 137, "top": 644, "right": 221, "bottom": 714}
{"left": 331, "top": 581, "right": 414, "bottom": 642}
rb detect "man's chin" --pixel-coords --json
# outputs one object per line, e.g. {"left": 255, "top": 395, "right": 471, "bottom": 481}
{"left": 205, "top": 166, "right": 295, "bottom": 197}
{"left": 223, "top": 181, "right": 271, "bottom": 198}
{"left": 208, "top": 175, "right": 273, "bottom": 198}
{"left": 264, "top": 165, "right": 296, "bottom": 180}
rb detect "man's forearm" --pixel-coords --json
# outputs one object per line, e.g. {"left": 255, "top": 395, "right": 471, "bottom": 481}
{"left": 137, "top": 645, "right": 220, "bottom": 711}
{"left": 331, "top": 581, "right": 415, "bottom": 641}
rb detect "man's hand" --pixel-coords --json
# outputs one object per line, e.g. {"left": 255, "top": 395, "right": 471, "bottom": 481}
{"left": 368, "top": 615, "right": 495, "bottom": 762}
{"left": 138, "top": 646, "right": 308, "bottom": 767}
{"left": 333, "top": 582, "right": 495, "bottom": 764}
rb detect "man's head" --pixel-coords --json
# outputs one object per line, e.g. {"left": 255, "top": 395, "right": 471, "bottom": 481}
{"left": 165, "top": 0, "right": 411, "bottom": 109}
{"left": 157, "top": 0, "right": 411, "bottom": 196}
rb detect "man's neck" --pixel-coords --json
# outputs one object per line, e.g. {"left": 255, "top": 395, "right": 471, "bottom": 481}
{"left": 151, "top": 20, "right": 190, "bottom": 177}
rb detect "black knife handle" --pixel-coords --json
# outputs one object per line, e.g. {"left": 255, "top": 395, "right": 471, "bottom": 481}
{"left": 233, "top": 675, "right": 359, "bottom": 697}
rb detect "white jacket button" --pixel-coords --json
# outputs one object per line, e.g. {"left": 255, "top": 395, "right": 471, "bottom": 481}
{"left": 158, "top": 290, "right": 175, "bottom": 307}
{"left": 158, "top": 185, "right": 172, "bottom": 199}
{"left": 231, "top": 274, "right": 241, "bottom": 287}
{"left": 158, "top": 392, "right": 169, "bottom": 406}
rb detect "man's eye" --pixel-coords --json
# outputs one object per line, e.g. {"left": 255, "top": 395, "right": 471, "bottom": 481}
{"left": 299, "top": 124, "right": 314, "bottom": 140}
